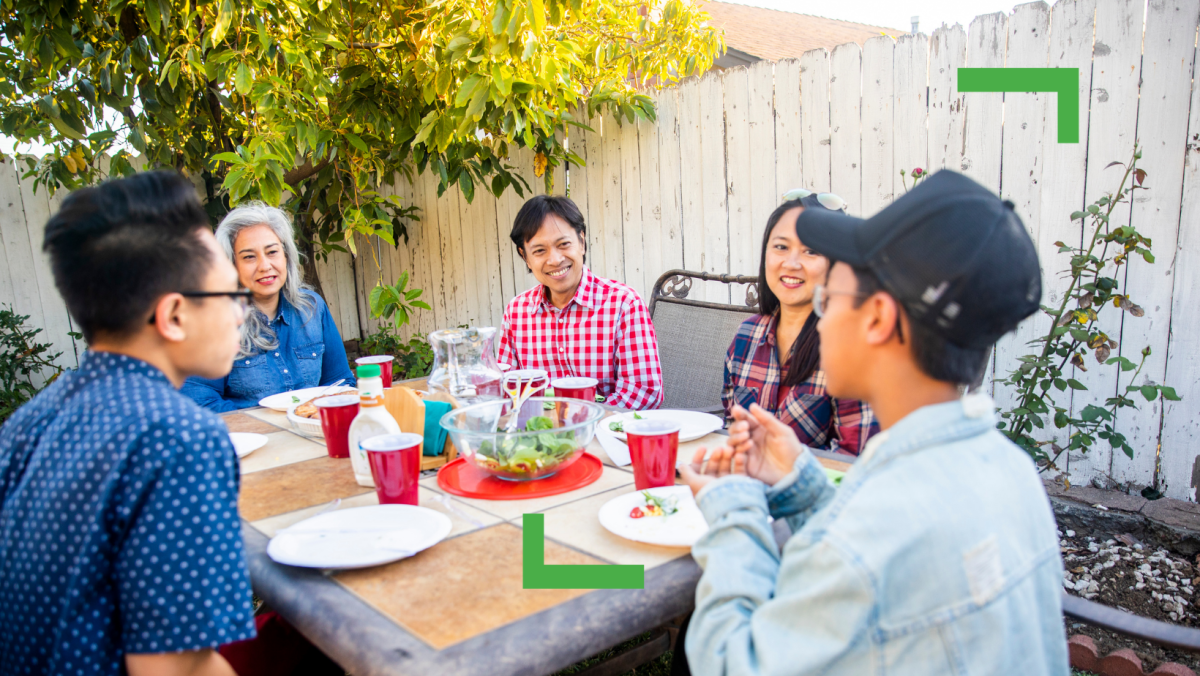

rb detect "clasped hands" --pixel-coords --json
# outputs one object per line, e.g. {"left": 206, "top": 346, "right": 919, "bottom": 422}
{"left": 678, "top": 403, "right": 807, "bottom": 497}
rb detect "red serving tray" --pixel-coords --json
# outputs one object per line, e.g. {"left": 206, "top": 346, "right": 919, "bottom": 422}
{"left": 436, "top": 453, "right": 603, "bottom": 500}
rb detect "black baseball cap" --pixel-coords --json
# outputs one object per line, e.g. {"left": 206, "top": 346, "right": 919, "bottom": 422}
{"left": 794, "top": 170, "right": 1041, "bottom": 349}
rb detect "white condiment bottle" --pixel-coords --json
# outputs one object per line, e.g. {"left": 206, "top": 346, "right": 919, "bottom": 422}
{"left": 347, "top": 364, "right": 401, "bottom": 486}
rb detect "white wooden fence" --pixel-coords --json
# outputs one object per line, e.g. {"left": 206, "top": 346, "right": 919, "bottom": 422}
{"left": 3, "top": 0, "right": 1200, "bottom": 500}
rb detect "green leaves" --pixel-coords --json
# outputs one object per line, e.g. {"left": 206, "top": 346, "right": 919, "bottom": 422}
{"left": 344, "top": 132, "right": 369, "bottom": 154}
{"left": 235, "top": 63, "right": 253, "bottom": 95}
{"left": 529, "top": 0, "right": 548, "bottom": 33}
{"left": 369, "top": 271, "right": 429, "bottom": 330}
{"left": 999, "top": 144, "right": 1181, "bottom": 473}
{"left": 2, "top": 0, "right": 721, "bottom": 308}
{"left": 210, "top": 0, "right": 236, "bottom": 47}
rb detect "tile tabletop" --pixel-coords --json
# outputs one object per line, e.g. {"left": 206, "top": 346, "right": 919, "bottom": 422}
{"left": 224, "top": 401, "right": 851, "bottom": 676}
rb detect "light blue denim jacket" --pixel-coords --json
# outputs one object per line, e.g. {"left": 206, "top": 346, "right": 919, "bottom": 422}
{"left": 686, "top": 395, "right": 1068, "bottom": 676}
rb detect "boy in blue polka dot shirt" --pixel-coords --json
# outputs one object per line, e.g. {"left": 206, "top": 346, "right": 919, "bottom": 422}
{"left": 0, "top": 172, "right": 257, "bottom": 675}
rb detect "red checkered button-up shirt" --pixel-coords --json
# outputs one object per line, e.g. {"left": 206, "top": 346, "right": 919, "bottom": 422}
{"left": 498, "top": 266, "right": 664, "bottom": 410}
{"left": 723, "top": 313, "right": 879, "bottom": 455}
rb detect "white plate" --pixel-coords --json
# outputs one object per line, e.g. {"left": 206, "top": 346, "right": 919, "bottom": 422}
{"left": 287, "top": 403, "right": 327, "bottom": 438}
{"left": 229, "top": 432, "right": 268, "bottom": 458}
{"left": 604, "top": 410, "right": 724, "bottom": 442}
{"left": 258, "top": 385, "right": 356, "bottom": 412}
{"left": 597, "top": 486, "right": 709, "bottom": 548}
{"left": 267, "top": 505, "right": 452, "bottom": 569}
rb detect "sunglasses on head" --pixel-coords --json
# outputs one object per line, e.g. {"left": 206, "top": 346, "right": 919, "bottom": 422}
{"left": 782, "top": 188, "right": 848, "bottom": 212}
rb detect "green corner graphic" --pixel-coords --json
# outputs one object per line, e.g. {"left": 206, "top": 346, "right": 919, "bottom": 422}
{"left": 522, "top": 513, "right": 644, "bottom": 589}
{"left": 957, "top": 68, "right": 1079, "bottom": 143}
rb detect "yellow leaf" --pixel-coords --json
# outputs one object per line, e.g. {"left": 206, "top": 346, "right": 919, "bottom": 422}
{"left": 529, "top": 0, "right": 547, "bottom": 33}
{"left": 533, "top": 152, "right": 547, "bottom": 177}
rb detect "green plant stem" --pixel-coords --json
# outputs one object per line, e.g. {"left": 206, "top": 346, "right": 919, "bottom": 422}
{"left": 1043, "top": 352, "right": 1147, "bottom": 471}
{"left": 1009, "top": 150, "right": 1138, "bottom": 446}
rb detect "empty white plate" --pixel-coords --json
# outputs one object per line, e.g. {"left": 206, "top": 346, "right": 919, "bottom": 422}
{"left": 597, "top": 486, "right": 709, "bottom": 548}
{"left": 267, "top": 505, "right": 452, "bottom": 569}
{"left": 603, "top": 410, "right": 724, "bottom": 442}
{"left": 258, "top": 386, "right": 356, "bottom": 412}
{"left": 229, "top": 432, "right": 268, "bottom": 458}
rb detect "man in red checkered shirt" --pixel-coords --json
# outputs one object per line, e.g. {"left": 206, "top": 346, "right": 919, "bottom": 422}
{"left": 498, "top": 195, "right": 664, "bottom": 410}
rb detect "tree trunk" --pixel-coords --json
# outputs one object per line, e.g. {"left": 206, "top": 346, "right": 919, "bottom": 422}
{"left": 300, "top": 237, "right": 326, "bottom": 299}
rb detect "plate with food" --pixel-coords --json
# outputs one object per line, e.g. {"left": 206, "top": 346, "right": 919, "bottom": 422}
{"left": 229, "top": 432, "right": 268, "bottom": 458}
{"left": 267, "top": 505, "right": 452, "bottom": 569}
{"left": 597, "top": 485, "right": 709, "bottom": 548}
{"left": 285, "top": 390, "right": 360, "bottom": 437}
{"left": 824, "top": 467, "right": 846, "bottom": 486}
{"left": 259, "top": 385, "right": 355, "bottom": 412}
{"left": 603, "top": 410, "right": 723, "bottom": 442}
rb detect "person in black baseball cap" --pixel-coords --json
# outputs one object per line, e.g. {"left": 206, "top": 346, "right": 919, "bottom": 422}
{"left": 676, "top": 170, "right": 1067, "bottom": 675}
{"left": 794, "top": 168, "right": 1042, "bottom": 393}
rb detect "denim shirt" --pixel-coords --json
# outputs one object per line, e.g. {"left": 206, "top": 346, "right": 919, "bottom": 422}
{"left": 181, "top": 289, "right": 355, "bottom": 412}
{"left": 686, "top": 395, "right": 1068, "bottom": 676}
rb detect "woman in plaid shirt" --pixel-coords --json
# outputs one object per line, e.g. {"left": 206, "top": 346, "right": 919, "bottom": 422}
{"left": 723, "top": 192, "right": 879, "bottom": 455}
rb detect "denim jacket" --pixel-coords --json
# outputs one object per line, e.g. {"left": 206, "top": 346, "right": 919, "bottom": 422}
{"left": 181, "top": 289, "right": 355, "bottom": 412}
{"left": 686, "top": 395, "right": 1068, "bottom": 676}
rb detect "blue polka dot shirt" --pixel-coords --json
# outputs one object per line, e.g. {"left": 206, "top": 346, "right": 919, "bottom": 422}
{"left": 0, "top": 351, "right": 256, "bottom": 674}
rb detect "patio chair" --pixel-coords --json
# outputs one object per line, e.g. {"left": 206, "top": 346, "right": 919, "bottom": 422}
{"left": 648, "top": 269, "right": 760, "bottom": 414}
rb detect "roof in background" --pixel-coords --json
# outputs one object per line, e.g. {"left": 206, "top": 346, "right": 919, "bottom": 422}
{"left": 702, "top": 1, "right": 906, "bottom": 62}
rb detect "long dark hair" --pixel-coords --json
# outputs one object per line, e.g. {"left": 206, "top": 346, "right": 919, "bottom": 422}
{"left": 757, "top": 194, "right": 834, "bottom": 387}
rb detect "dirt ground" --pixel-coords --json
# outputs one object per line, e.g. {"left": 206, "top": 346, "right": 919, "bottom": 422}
{"left": 1060, "top": 526, "right": 1200, "bottom": 671}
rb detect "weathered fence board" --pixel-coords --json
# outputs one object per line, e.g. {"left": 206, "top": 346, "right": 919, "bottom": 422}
{"left": 1113, "top": 0, "right": 1200, "bottom": 488}
{"left": 1070, "top": 0, "right": 1146, "bottom": 486}
{"left": 800, "top": 49, "right": 832, "bottom": 193}
{"left": 992, "top": 1, "right": 1051, "bottom": 415}
{"left": 893, "top": 33, "right": 930, "bottom": 199}
{"left": 860, "top": 36, "right": 895, "bottom": 216}
{"left": 1161, "top": 33, "right": 1200, "bottom": 500}
{"left": 927, "top": 25, "right": 967, "bottom": 176}
{"left": 830, "top": 43, "right": 863, "bottom": 217}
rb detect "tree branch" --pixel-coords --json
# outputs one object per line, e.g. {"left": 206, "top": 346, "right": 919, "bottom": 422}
{"left": 283, "top": 158, "right": 330, "bottom": 187}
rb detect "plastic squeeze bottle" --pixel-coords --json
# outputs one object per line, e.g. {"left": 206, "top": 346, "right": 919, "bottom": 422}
{"left": 347, "top": 364, "right": 401, "bottom": 487}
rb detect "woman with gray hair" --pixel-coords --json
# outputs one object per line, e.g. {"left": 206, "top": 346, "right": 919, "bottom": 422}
{"left": 181, "top": 202, "right": 355, "bottom": 411}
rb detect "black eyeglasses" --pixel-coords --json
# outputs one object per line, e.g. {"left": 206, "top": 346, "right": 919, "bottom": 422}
{"left": 813, "top": 284, "right": 906, "bottom": 344}
{"left": 180, "top": 290, "right": 253, "bottom": 309}
{"left": 148, "top": 290, "right": 253, "bottom": 324}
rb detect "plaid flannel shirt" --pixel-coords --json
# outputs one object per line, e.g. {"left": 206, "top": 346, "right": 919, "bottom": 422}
{"left": 498, "top": 266, "right": 664, "bottom": 410}
{"left": 723, "top": 313, "right": 879, "bottom": 455}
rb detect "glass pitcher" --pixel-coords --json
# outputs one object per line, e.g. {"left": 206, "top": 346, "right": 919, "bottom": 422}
{"left": 427, "top": 327, "right": 504, "bottom": 403}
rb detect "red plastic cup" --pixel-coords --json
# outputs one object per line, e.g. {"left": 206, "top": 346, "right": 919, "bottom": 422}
{"left": 314, "top": 395, "right": 360, "bottom": 458}
{"left": 552, "top": 376, "right": 598, "bottom": 402}
{"left": 362, "top": 433, "right": 423, "bottom": 505}
{"left": 356, "top": 355, "right": 395, "bottom": 388}
{"left": 626, "top": 419, "right": 681, "bottom": 490}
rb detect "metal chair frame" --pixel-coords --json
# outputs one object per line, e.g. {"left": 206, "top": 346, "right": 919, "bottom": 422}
{"left": 649, "top": 269, "right": 761, "bottom": 317}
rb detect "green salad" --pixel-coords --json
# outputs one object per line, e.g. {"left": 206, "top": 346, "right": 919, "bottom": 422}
{"left": 608, "top": 412, "right": 643, "bottom": 433}
{"left": 475, "top": 416, "right": 580, "bottom": 476}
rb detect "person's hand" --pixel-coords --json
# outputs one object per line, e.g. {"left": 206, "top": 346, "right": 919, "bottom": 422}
{"left": 730, "top": 403, "right": 805, "bottom": 487}
{"left": 678, "top": 446, "right": 745, "bottom": 497}
{"left": 725, "top": 404, "right": 760, "bottom": 457}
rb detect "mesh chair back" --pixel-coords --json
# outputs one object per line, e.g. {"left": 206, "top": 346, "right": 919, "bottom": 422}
{"left": 652, "top": 300, "right": 757, "bottom": 410}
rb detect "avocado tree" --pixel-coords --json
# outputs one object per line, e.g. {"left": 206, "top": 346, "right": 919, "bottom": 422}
{"left": 0, "top": 0, "right": 721, "bottom": 293}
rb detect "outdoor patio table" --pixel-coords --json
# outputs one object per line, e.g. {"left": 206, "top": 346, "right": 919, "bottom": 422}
{"left": 224, "top": 382, "right": 852, "bottom": 676}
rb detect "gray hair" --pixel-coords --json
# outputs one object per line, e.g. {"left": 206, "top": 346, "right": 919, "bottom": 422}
{"left": 215, "top": 202, "right": 315, "bottom": 357}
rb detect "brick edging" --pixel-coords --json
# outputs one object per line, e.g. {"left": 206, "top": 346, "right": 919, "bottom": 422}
{"left": 1069, "top": 633, "right": 1195, "bottom": 676}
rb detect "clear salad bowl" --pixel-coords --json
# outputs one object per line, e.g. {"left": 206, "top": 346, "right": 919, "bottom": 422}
{"left": 439, "top": 397, "right": 606, "bottom": 481}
